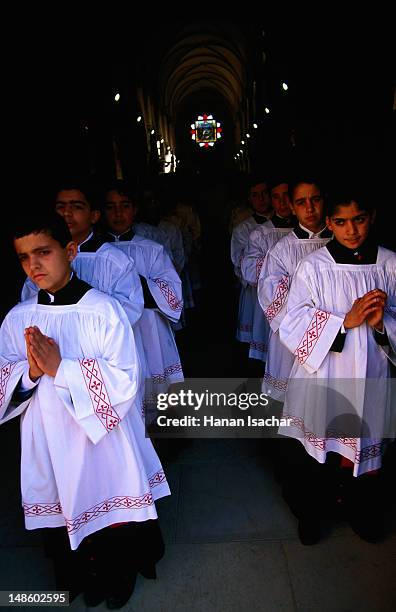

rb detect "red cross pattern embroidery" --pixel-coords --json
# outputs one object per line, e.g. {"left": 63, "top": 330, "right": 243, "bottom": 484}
{"left": 154, "top": 279, "right": 183, "bottom": 311}
{"left": 0, "top": 362, "right": 16, "bottom": 409}
{"left": 356, "top": 442, "right": 383, "bottom": 464}
{"left": 255, "top": 256, "right": 265, "bottom": 284}
{"left": 264, "top": 275, "right": 289, "bottom": 323}
{"left": 79, "top": 358, "right": 121, "bottom": 431}
{"left": 152, "top": 363, "right": 183, "bottom": 384}
{"left": 23, "top": 502, "right": 62, "bottom": 517}
{"left": 295, "top": 309, "right": 330, "bottom": 365}
{"left": 149, "top": 470, "right": 166, "bottom": 488}
{"left": 66, "top": 493, "right": 154, "bottom": 534}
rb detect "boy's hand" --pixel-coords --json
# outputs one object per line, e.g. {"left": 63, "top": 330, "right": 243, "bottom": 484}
{"left": 365, "top": 289, "right": 387, "bottom": 331}
{"left": 24, "top": 332, "right": 44, "bottom": 381}
{"left": 25, "top": 326, "right": 61, "bottom": 378}
{"left": 344, "top": 289, "right": 387, "bottom": 330}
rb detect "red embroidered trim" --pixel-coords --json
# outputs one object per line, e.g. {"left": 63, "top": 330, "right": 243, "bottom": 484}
{"left": 0, "top": 362, "right": 16, "bottom": 409}
{"left": 294, "top": 309, "right": 330, "bottom": 365}
{"left": 149, "top": 470, "right": 166, "bottom": 488}
{"left": 154, "top": 279, "right": 183, "bottom": 311}
{"left": 152, "top": 363, "right": 183, "bottom": 384}
{"left": 263, "top": 372, "right": 288, "bottom": 392}
{"left": 255, "top": 256, "right": 265, "bottom": 284}
{"left": 23, "top": 502, "right": 62, "bottom": 517}
{"left": 284, "top": 415, "right": 383, "bottom": 463}
{"left": 355, "top": 442, "right": 384, "bottom": 464}
{"left": 66, "top": 494, "right": 155, "bottom": 534}
{"left": 79, "top": 359, "right": 121, "bottom": 432}
{"left": 264, "top": 275, "right": 289, "bottom": 323}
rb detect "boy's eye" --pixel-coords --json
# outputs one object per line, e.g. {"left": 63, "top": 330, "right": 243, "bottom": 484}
{"left": 40, "top": 250, "right": 50, "bottom": 255}
{"left": 311, "top": 196, "right": 322, "bottom": 203}
{"left": 334, "top": 220, "right": 344, "bottom": 226}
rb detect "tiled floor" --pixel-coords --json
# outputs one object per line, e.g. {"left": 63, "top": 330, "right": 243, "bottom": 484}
{"left": 1, "top": 421, "right": 395, "bottom": 611}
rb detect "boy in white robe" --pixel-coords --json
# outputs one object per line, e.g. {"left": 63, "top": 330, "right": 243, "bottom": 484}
{"left": 3, "top": 212, "right": 170, "bottom": 607}
{"left": 258, "top": 177, "right": 332, "bottom": 401}
{"left": 278, "top": 189, "right": 396, "bottom": 544}
{"left": 53, "top": 180, "right": 144, "bottom": 326}
{"left": 103, "top": 183, "right": 184, "bottom": 417}
{"left": 241, "top": 180, "right": 296, "bottom": 362}
{"left": 231, "top": 176, "right": 272, "bottom": 345}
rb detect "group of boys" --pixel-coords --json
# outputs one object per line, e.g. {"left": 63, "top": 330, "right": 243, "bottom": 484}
{"left": 0, "top": 180, "right": 186, "bottom": 608}
{"left": 232, "top": 174, "right": 396, "bottom": 545}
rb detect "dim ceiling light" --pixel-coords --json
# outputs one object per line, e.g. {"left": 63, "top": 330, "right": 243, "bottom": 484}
{"left": 253, "top": 123, "right": 258, "bottom": 129}
{"left": 137, "top": 115, "right": 142, "bottom": 122}
{"left": 160, "top": 138, "right": 164, "bottom": 143}
{"left": 241, "top": 140, "right": 245, "bottom": 145}
{"left": 114, "top": 92, "right": 120, "bottom": 102}
{"left": 151, "top": 129, "right": 155, "bottom": 135}
{"left": 265, "top": 107, "right": 270, "bottom": 114}
{"left": 282, "top": 82, "right": 288, "bottom": 91}
{"left": 246, "top": 133, "right": 250, "bottom": 138}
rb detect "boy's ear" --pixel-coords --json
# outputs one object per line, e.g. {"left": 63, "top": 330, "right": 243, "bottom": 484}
{"left": 66, "top": 241, "right": 78, "bottom": 262}
{"left": 91, "top": 210, "right": 101, "bottom": 225}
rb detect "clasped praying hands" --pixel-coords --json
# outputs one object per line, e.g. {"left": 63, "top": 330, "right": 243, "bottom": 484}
{"left": 24, "top": 326, "right": 61, "bottom": 380}
{"left": 344, "top": 288, "right": 387, "bottom": 331}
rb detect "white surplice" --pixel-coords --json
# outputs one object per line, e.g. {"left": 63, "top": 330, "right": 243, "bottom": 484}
{"left": 242, "top": 221, "right": 292, "bottom": 361}
{"left": 21, "top": 244, "right": 148, "bottom": 410}
{"left": 231, "top": 215, "right": 266, "bottom": 342}
{"left": 258, "top": 231, "right": 332, "bottom": 400}
{"left": 111, "top": 236, "right": 184, "bottom": 389}
{"left": 0, "top": 290, "right": 170, "bottom": 550}
{"left": 278, "top": 246, "right": 396, "bottom": 476}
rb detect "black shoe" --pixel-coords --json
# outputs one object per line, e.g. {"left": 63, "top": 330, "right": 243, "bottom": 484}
{"left": 83, "top": 572, "right": 107, "bottom": 607}
{"left": 298, "top": 519, "right": 322, "bottom": 545}
{"left": 106, "top": 573, "right": 137, "bottom": 609}
{"left": 349, "top": 516, "right": 387, "bottom": 543}
{"left": 139, "top": 563, "right": 157, "bottom": 579}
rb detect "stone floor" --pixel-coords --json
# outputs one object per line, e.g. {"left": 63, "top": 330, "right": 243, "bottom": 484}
{"left": 1, "top": 420, "right": 395, "bottom": 611}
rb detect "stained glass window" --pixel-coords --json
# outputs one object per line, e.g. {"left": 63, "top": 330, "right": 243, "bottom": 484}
{"left": 190, "top": 114, "right": 222, "bottom": 148}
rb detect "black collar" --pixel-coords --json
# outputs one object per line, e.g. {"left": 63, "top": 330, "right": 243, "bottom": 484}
{"left": 106, "top": 227, "right": 135, "bottom": 242}
{"left": 271, "top": 214, "right": 297, "bottom": 229}
{"left": 38, "top": 275, "right": 92, "bottom": 305}
{"left": 79, "top": 232, "right": 106, "bottom": 253}
{"left": 326, "top": 237, "right": 379, "bottom": 264}
{"left": 252, "top": 213, "right": 268, "bottom": 225}
{"left": 293, "top": 225, "right": 333, "bottom": 239}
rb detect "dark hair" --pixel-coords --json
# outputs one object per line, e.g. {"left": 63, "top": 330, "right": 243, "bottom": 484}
{"left": 326, "top": 187, "right": 375, "bottom": 217}
{"left": 246, "top": 174, "right": 269, "bottom": 194}
{"left": 12, "top": 212, "right": 72, "bottom": 248}
{"left": 54, "top": 178, "right": 100, "bottom": 211}
{"left": 103, "top": 180, "right": 138, "bottom": 206}
{"left": 288, "top": 174, "right": 324, "bottom": 201}
{"left": 269, "top": 177, "right": 289, "bottom": 192}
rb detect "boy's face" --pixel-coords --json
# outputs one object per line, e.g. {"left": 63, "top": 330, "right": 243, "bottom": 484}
{"left": 326, "top": 201, "right": 374, "bottom": 250}
{"left": 290, "top": 183, "right": 325, "bottom": 233}
{"left": 105, "top": 190, "right": 137, "bottom": 234}
{"left": 55, "top": 189, "right": 100, "bottom": 245}
{"left": 271, "top": 183, "right": 291, "bottom": 218}
{"left": 14, "top": 232, "right": 77, "bottom": 294}
{"left": 249, "top": 182, "right": 271, "bottom": 215}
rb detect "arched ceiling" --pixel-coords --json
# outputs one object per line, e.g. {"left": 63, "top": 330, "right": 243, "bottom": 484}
{"left": 159, "top": 28, "right": 247, "bottom": 121}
